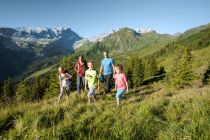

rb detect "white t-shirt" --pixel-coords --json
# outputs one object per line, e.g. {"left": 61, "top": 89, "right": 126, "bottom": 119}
{"left": 59, "top": 73, "right": 71, "bottom": 87}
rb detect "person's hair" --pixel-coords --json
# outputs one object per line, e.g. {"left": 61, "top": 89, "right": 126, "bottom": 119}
{"left": 104, "top": 51, "right": 108, "bottom": 54}
{"left": 115, "top": 64, "right": 123, "bottom": 72}
{"left": 65, "top": 70, "right": 69, "bottom": 73}
{"left": 87, "top": 60, "right": 94, "bottom": 65}
{"left": 79, "top": 55, "right": 85, "bottom": 63}
{"left": 58, "top": 66, "right": 64, "bottom": 74}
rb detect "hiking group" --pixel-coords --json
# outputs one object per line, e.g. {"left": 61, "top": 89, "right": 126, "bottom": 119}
{"left": 58, "top": 51, "right": 128, "bottom": 108}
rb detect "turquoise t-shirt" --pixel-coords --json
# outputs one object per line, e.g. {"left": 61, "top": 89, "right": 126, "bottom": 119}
{"left": 101, "top": 58, "right": 114, "bottom": 75}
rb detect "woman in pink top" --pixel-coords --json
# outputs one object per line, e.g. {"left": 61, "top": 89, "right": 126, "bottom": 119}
{"left": 114, "top": 64, "right": 128, "bottom": 108}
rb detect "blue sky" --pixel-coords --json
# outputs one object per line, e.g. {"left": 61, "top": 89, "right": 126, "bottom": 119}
{"left": 0, "top": 0, "right": 210, "bottom": 37}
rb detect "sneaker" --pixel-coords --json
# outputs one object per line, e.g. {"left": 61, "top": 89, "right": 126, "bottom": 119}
{"left": 100, "top": 92, "right": 105, "bottom": 95}
{"left": 114, "top": 105, "right": 121, "bottom": 109}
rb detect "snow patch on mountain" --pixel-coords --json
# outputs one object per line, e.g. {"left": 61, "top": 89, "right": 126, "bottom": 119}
{"left": 135, "top": 27, "right": 157, "bottom": 33}
{"left": 73, "top": 29, "right": 121, "bottom": 49}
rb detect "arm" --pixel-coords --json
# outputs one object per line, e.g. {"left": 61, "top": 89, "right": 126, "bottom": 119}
{"left": 85, "top": 72, "right": 87, "bottom": 91}
{"left": 112, "top": 64, "right": 115, "bottom": 75}
{"left": 111, "top": 59, "right": 115, "bottom": 75}
{"left": 59, "top": 75, "right": 62, "bottom": 86}
{"left": 126, "top": 82, "right": 129, "bottom": 92}
{"left": 114, "top": 81, "right": 117, "bottom": 91}
{"left": 124, "top": 74, "right": 128, "bottom": 92}
{"left": 65, "top": 73, "right": 72, "bottom": 80}
{"left": 99, "top": 65, "right": 103, "bottom": 76}
{"left": 114, "top": 75, "right": 116, "bottom": 91}
{"left": 97, "top": 78, "right": 100, "bottom": 91}
{"left": 85, "top": 80, "right": 87, "bottom": 91}
{"left": 74, "top": 62, "right": 79, "bottom": 73}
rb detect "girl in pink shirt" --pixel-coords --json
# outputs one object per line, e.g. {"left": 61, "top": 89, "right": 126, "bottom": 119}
{"left": 114, "top": 64, "right": 128, "bottom": 108}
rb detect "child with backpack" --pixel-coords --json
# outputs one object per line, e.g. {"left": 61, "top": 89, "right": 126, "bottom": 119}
{"left": 114, "top": 64, "right": 128, "bottom": 108}
{"left": 58, "top": 66, "right": 72, "bottom": 103}
{"left": 85, "top": 61, "right": 100, "bottom": 104}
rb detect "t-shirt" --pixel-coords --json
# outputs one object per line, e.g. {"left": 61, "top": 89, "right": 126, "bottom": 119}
{"left": 114, "top": 73, "right": 127, "bottom": 90}
{"left": 85, "top": 69, "right": 98, "bottom": 88}
{"left": 59, "top": 73, "right": 71, "bottom": 87}
{"left": 101, "top": 58, "right": 114, "bottom": 75}
{"left": 74, "top": 61, "right": 86, "bottom": 77}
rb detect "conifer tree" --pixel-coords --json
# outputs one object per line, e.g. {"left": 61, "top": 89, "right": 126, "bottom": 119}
{"left": 126, "top": 66, "right": 134, "bottom": 88}
{"left": 2, "top": 78, "right": 14, "bottom": 101}
{"left": 202, "top": 63, "right": 210, "bottom": 85}
{"left": 168, "top": 47, "right": 193, "bottom": 88}
{"left": 44, "top": 72, "right": 60, "bottom": 99}
{"left": 16, "top": 82, "right": 30, "bottom": 102}
{"left": 132, "top": 58, "right": 145, "bottom": 87}
{"left": 148, "top": 56, "right": 158, "bottom": 77}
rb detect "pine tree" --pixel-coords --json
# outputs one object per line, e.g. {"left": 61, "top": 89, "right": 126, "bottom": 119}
{"left": 2, "top": 78, "right": 14, "bottom": 102}
{"left": 132, "top": 58, "right": 145, "bottom": 87}
{"left": 44, "top": 72, "right": 60, "bottom": 99}
{"left": 126, "top": 66, "right": 133, "bottom": 88}
{"left": 168, "top": 47, "right": 193, "bottom": 89}
{"left": 202, "top": 63, "right": 210, "bottom": 85}
{"left": 147, "top": 56, "right": 158, "bottom": 77}
{"left": 16, "top": 82, "right": 31, "bottom": 102}
{"left": 208, "top": 64, "right": 210, "bottom": 84}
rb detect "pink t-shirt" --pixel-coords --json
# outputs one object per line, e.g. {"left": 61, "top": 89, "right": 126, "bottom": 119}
{"left": 114, "top": 73, "right": 127, "bottom": 90}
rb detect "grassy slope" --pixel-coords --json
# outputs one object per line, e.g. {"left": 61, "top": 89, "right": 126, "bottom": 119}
{"left": 23, "top": 64, "right": 57, "bottom": 81}
{"left": 0, "top": 83, "right": 210, "bottom": 139}
{"left": 158, "top": 45, "right": 210, "bottom": 74}
{"left": 1, "top": 25, "right": 210, "bottom": 139}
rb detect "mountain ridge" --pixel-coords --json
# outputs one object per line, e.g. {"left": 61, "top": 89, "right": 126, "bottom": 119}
{"left": 0, "top": 26, "right": 82, "bottom": 82}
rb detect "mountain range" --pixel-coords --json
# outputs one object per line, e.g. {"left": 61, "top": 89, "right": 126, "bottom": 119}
{"left": 1, "top": 23, "right": 210, "bottom": 84}
{"left": 0, "top": 26, "right": 81, "bottom": 56}
{"left": 0, "top": 26, "right": 81, "bottom": 82}
{"left": 0, "top": 26, "right": 177, "bottom": 83}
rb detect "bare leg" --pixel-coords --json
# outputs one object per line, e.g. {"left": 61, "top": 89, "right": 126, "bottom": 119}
{"left": 92, "top": 96, "right": 96, "bottom": 103}
{"left": 58, "top": 94, "right": 63, "bottom": 103}
{"left": 117, "top": 98, "right": 120, "bottom": 106}
{"left": 88, "top": 96, "right": 91, "bottom": 104}
{"left": 58, "top": 87, "right": 64, "bottom": 103}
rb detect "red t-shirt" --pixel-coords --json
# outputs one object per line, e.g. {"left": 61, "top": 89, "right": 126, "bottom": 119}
{"left": 74, "top": 61, "right": 85, "bottom": 77}
{"left": 114, "top": 73, "right": 127, "bottom": 90}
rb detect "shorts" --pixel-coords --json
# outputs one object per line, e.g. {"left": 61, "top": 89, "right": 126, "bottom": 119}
{"left": 116, "top": 89, "right": 126, "bottom": 99}
{"left": 60, "top": 83, "right": 71, "bottom": 96}
{"left": 87, "top": 87, "right": 96, "bottom": 97}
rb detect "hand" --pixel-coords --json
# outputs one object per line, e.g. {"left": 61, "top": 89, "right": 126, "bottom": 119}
{"left": 77, "top": 71, "right": 79, "bottom": 73}
{"left": 114, "top": 87, "right": 117, "bottom": 91}
{"left": 126, "top": 88, "right": 129, "bottom": 93}
{"left": 97, "top": 86, "right": 100, "bottom": 92}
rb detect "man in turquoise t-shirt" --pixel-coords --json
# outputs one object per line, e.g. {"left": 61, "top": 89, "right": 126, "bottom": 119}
{"left": 99, "top": 51, "right": 115, "bottom": 94}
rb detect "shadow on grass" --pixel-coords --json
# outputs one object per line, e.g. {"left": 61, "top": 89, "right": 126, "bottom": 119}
{"left": 202, "top": 66, "right": 210, "bottom": 85}
{"left": 142, "top": 74, "right": 165, "bottom": 85}
{"left": 0, "top": 111, "right": 24, "bottom": 135}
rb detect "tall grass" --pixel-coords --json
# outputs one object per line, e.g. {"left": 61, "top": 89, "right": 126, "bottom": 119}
{"left": 0, "top": 84, "right": 210, "bottom": 139}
